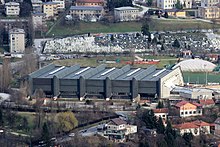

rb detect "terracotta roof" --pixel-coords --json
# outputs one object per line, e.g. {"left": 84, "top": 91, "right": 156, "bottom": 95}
{"left": 76, "top": 0, "right": 104, "bottom": 3}
{"left": 109, "top": 118, "right": 127, "bottom": 126}
{"left": 199, "top": 99, "right": 215, "bottom": 106}
{"left": 175, "top": 100, "right": 189, "bottom": 107}
{"left": 174, "top": 120, "right": 210, "bottom": 129}
{"left": 153, "top": 108, "right": 169, "bottom": 113}
{"left": 192, "top": 102, "right": 202, "bottom": 107}
{"left": 174, "top": 122, "right": 199, "bottom": 129}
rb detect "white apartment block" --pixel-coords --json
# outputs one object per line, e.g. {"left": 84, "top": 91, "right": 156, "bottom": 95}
{"left": 9, "top": 28, "right": 25, "bottom": 53}
{"left": 201, "top": 0, "right": 220, "bottom": 7}
{"left": 1, "top": 0, "right": 5, "bottom": 4}
{"left": 5, "top": 2, "right": 20, "bottom": 16}
{"left": 157, "top": 0, "right": 192, "bottom": 9}
{"left": 114, "top": 7, "right": 140, "bottom": 22}
{"left": 52, "top": 0, "right": 65, "bottom": 10}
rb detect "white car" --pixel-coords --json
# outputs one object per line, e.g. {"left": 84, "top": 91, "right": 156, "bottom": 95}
{"left": 69, "top": 133, "right": 75, "bottom": 137}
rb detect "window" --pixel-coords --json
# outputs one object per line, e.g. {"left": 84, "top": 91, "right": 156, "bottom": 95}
{"left": 189, "top": 111, "right": 192, "bottom": 114}
{"left": 185, "top": 111, "right": 188, "bottom": 114}
{"left": 181, "top": 112, "right": 184, "bottom": 115}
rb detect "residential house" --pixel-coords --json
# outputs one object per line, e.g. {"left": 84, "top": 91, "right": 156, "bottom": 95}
{"left": 69, "top": 6, "right": 104, "bottom": 22}
{"left": 214, "top": 117, "right": 220, "bottom": 137}
{"left": 199, "top": 99, "right": 215, "bottom": 108}
{"left": 207, "top": 54, "right": 219, "bottom": 62}
{"left": 9, "top": 28, "right": 25, "bottom": 53}
{"left": 31, "top": 12, "right": 46, "bottom": 30}
{"left": 174, "top": 120, "right": 211, "bottom": 136}
{"left": 75, "top": 0, "right": 105, "bottom": 7}
{"left": 175, "top": 100, "right": 202, "bottom": 117}
{"left": 31, "top": 0, "right": 43, "bottom": 13}
{"left": 182, "top": 50, "right": 192, "bottom": 58}
{"left": 153, "top": 108, "right": 169, "bottom": 121}
{"left": 5, "top": 2, "right": 20, "bottom": 16}
{"left": 114, "top": 7, "right": 139, "bottom": 22}
{"left": 104, "top": 118, "right": 137, "bottom": 142}
{"left": 52, "top": 0, "right": 65, "bottom": 11}
{"left": 43, "top": 2, "right": 59, "bottom": 20}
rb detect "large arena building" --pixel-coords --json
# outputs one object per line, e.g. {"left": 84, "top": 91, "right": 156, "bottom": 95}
{"left": 28, "top": 64, "right": 184, "bottom": 100}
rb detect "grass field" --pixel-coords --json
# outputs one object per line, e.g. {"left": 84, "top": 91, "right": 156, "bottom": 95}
{"left": 183, "top": 72, "right": 220, "bottom": 84}
{"left": 47, "top": 18, "right": 220, "bottom": 37}
{"left": 53, "top": 55, "right": 178, "bottom": 68}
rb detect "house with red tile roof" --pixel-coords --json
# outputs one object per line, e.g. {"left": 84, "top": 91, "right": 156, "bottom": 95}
{"left": 175, "top": 101, "right": 202, "bottom": 117}
{"left": 199, "top": 99, "right": 215, "bottom": 108}
{"left": 173, "top": 120, "right": 211, "bottom": 136}
{"left": 153, "top": 108, "right": 169, "bottom": 121}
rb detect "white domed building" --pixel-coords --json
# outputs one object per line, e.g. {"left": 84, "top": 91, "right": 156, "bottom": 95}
{"left": 173, "top": 59, "right": 217, "bottom": 72}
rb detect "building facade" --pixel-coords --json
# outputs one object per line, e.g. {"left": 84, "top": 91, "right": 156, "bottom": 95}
{"left": 28, "top": 64, "right": 184, "bottom": 100}
{"left": 9, "top": 28, "right": 25, "bottom": 53}
{"left": 198, "top": 6, "right": 220, "bottom": 19}
{"left": 32, "top": 12, "right": 46, "bottom": 30}
{"left": 174, "top": 120, "right": 211, "bottom": 136}
{"left": 69, "top": 6, "right": 104, "bottom": 21}
{"left": 114, "top": 7, "right": 139, "bottom": 22}
{"left": 104, "top": 118, "right": 137, "bottom": 142}
{"left": 5, "top": 2, "right": 20, "bottom": 16}
{"left": 157, "top": 0, "right": 192, "bottom": 9}
{"left": 43, "top": 2, "right": 58, "bottom": 19}
{"left": 175, "top": 101, "right": 203, "bottom": 117}
{"left": 153, "top": 108, "right": 169, "bottom": 121}
{"left": 75, "top": 0, "right": 104, "bottom": 6}
{"left": 31, "top": 0, "right": 43, "bottom": 13}
{"left": 52, "top": 0, "right": 65, "bottom": 10}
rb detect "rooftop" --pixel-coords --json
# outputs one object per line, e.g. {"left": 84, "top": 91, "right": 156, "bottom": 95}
{"left": 109, "top": 118, "right": 127, "bottom": 126}
{"left": 153, "top": 108, "right": 169, "bottom": 113}
{"left": 199, "top": 99, "right": 215, "bottom": 106}
{"left": 174, "top": 120, "right": 210, "bottom": 129}
{"left": 114, "top": 6, "right": 139, "bottom": 11}
{"left": 70, "top": 6, "right": 103, "bottom": 11}
{"left": 76, "top": 0, "right": 104, "bottom": 3}
{"left": 9, "top": 28, "right": 25, "bottom": 34}
{"left": 5, "top": 2, "right": 19, "bottom": 6}
{"left": 175, "top": 100, "right": 202, "bottom": 108}
{"left": 29, "top": 64, "right": 173, "bottom": 81}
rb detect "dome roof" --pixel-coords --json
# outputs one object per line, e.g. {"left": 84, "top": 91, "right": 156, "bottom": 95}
{"left": 173, "top": 59, "right": 216, "bottom": 72}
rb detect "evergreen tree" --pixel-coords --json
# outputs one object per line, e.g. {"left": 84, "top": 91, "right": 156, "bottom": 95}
{"left": 175, "top": 0, "right": 183, "bottom": 9}
{"left": 161, "top": 44, "right": 165, "bottom": 51}
{"left": 165, "top": 120, "right": 176, "bottom": 138}
{"left": 156, "top": 117, "right": 165, "bottom": 134}
{"left": 141, "top": 22, "right": 150, "bottom": 36}
{"left": 157, "top": 101, "right": 164, "bottom": 108}
{"left": 173, "top": 39, "right": 181, "bottom": 48}
{"left": 142, "top": 110, "right": 157, "bottom": 129}
{"left": 41, "top": 122, "right": 50, "bottom": 146}
{"left": 157, "top": 138, "right": 168, "bottom": 147}
{"left": 148, "top": 33, "right": 152, "bottom": 42}
{"left": 110, "top": 34, "right": 114, "bottom": 42}
{"left": 183, "top": 132, "right": 193, "bottom": 146}
{"left": 164, "top": 12, "right": 169, "bottom": 18}
{"left": 152, "top": 37, "right": 158, "bottom": 44}
{"left": 0, "top": 108, "right": 3, "bottom": 126}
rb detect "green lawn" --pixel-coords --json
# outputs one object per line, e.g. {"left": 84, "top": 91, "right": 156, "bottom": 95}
{"left": 53, "top": 55, "right": 177, "bottom": 69}
{"left": 47, "top": 18, "right": 220, "bottom": 37}
{"left": 183, "top": 72, "right": 220, "bottom": 84}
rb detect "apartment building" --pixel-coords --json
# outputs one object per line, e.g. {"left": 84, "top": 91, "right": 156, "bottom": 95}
{"left": 175, "top": 100, "right": 202, "bottom": 117}
{"left": 69, "top": 6, "right": 104, "bottom": 21}
{"left": 52, "top": 0, "right": 65, "bottom": 10}
{"left": 5, "top": 2, "right": 20, "bottom": 16}
{"left": 198, "top": 6, "right": 220, "bottom": 19}
{"left": 1, "top": 0, "right": 5, "bottom": 4}
{"left": 174, "top": 120, "right": 211, "bottom": 136}
{"left": 114, "top": 7, "right": 139, "bottom": 22}
{"left": 32, "top": 12, "right": 46, "bottom": 30}
{"left": 157, "top": 0, "right": 192, "bottom": 9}
{"left": 31, "top": 0, "right": 43, "bottom": 13}
{"left": 43, "top": 2, "right": 59, "bottom": 19}
{"left": 75, "top": 0, "right": 104, "bottom": 6}
{"left": 9, "top": 28, "right": 25, "bottom": 53}
{"left": 198, "top": 0, "right": 220, "bottom": 19}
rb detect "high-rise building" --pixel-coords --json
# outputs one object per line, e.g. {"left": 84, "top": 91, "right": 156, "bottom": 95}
{"left": 9, "top": 28, "right": 25, "bottom": 53}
